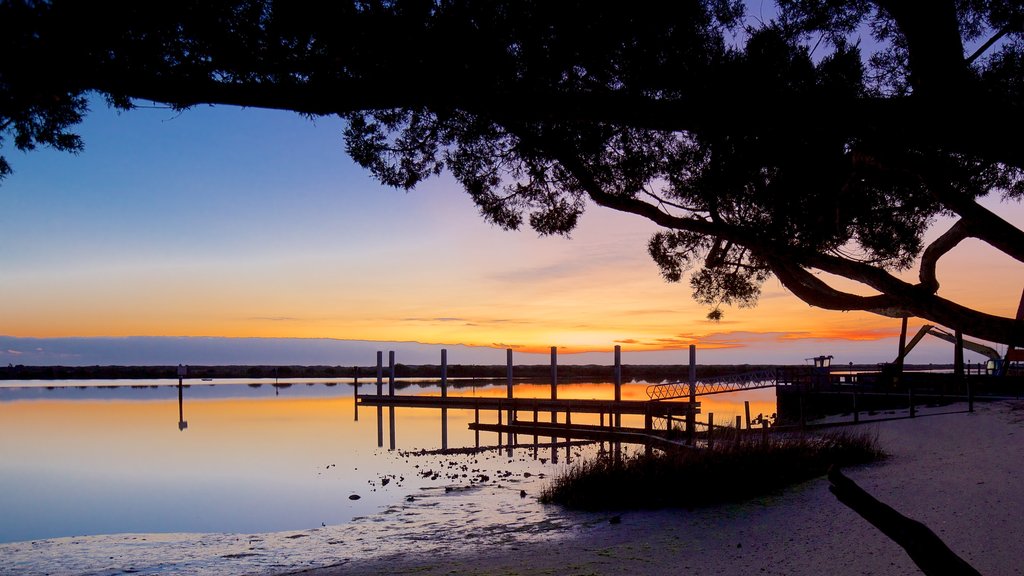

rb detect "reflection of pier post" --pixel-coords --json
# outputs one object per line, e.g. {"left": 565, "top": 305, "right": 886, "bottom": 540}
{"left": 388, "top": 351, "right": 396, "bottom": 450}
{"left": 376, "top": 351, "right": 383, "bottom": 448}
{"left": 177, "top": 364, "right": 188, "bottom": 431}
{"left": 441, "top": 349, "right": 448, "bottom": 451}
{"left": 353, "top": 379, "right": 360, "bottom": 422}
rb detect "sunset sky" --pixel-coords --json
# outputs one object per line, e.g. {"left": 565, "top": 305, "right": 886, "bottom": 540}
{"left": 2, "top": 100, "right": 1023, "bottom": 366}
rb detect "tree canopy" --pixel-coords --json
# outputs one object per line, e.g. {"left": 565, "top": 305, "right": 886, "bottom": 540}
{"left": 3, "top": 0, "right": 1024, "bottom": 345}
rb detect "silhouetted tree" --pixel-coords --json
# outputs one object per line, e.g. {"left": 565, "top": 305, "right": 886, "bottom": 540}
{"left": 3, "top": 1, "right": 1024, "bottom": 344}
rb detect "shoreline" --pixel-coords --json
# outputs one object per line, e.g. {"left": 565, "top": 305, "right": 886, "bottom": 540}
{"left": 289, "top": 401, "right": 1024, "bottom": 576}
{"left": 3, "top": 401, "right": 1021, "bottom": 575}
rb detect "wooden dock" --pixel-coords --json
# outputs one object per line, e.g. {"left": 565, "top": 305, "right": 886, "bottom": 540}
{"left": 358, "top": 394, "right": 699, "bottom": 417}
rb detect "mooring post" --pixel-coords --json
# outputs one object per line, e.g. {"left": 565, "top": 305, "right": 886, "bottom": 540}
{"left": 441, "top": 349, "right": 448, "bottom": 450}
{"left": 506, "top": 348, "right": 514, "bottom": 399}
{"left": 388, "top": 351, "right": 396, "bottom": 450}
{"left": 550, "top": 346, "right": 558, "bottom": 400}
{"left": 744, "top": 400, "right": 751, "bottom": 430}
{"left": 735, "top": 415, "right": 742, "bottom": 444}
{"left": 954, "top": 330, "right": 965, "bottom": 377}
{"left": 853, "top": 390, "right": 860, "bottom": 423}
{"left": 565, "top": 411, "right": 572, "bottom": 461}
{"left": 498, "top": 406, "right": 503, "bottom": 447}
{"left": 614, "top": 345, "right": 622, "bottom": 428}
{"left": 474, "top": 406, "right": 480, "bottom": 449}
{"left": 644, "top": 407, "right": 653, "bottom": 458}
{"left": 533, "top": 408, "right": 539, "bottom": 446}
{"left": 708, "top": 412, "right": 715, "bottom": 450}
{"left": 687, "top": 345, "right": 697, "bottom": 445}
{"left": 761, "top": 421, "right": 768, "bottom": 446}
{"left": 441, "top": 349, "right": 448, "bottom": 398}
{"left": 506, "top": 348, "right": 514, "bottom": 447}
{"left": 550, "top": 346, "right": 558, "bottom": 435}
{"left": 353, "top": 379, "right": 359, "bottom": 422}
{"left": 896, "top": 316, "right": 909, "bottom": 378}
{"left": 376, "top": 351, "right": 383, "bottom": 448}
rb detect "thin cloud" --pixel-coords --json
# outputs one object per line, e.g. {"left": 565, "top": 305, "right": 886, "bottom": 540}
{"left": 249, "top": 316, "right": 299, "bottom": 322}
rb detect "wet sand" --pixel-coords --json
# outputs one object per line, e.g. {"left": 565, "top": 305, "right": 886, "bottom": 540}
{"left": 287, "top": 401, "right": 1024, "bottom": 576}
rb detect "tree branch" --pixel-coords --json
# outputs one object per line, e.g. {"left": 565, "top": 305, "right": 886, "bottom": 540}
{"left": 919, "top": 220, "right": 969, "bottom": 293}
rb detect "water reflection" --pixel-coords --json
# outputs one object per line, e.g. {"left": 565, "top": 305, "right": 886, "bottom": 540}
{"left": 0, "top": 379, "right": 776, "bottom": 545}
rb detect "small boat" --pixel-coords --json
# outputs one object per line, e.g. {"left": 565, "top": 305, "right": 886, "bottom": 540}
{"left": 201, "top": 378, "right": 213, "bottom": 382}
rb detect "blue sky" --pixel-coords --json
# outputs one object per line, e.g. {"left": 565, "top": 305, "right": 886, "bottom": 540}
{"left": 1, "top": 96, "right": 1021, "bottom": 367}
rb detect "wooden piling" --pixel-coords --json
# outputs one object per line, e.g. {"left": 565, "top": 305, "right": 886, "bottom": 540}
{"left": 687, "top": 345, "right": 696, "bottom": 446}
{"left": 744, "top": 400, "right": 751, "bottom": 430}
{"left": 644, "top": 407, "right": 653, "bottom": 457}
{"left": 441, "top": 349, "right": 448, "bottom": 398}
{"left": 550, "top": 346, "right": 558, "bottom": 400}
{"left": 441, "top": 349, "right": 447, "bottom": 450}
{"left": 376, "top": 351, "right": 383, "bottom": 448}
{"left": 506, "top": 349, "right": 514, "bottom": 447}
{"left": 708, "top": 412, "right": 714, "bottom": 450}
{"left": 388, "top": 351, "right": 396, "bottom": 450}
{"left": 550, "top": 347, "right": 558, "bottom": 447}
{"left": 614, "top": 345, "right": 622, "bottom": 428}
{"left": 735, "top": 415, "right": 742, "bottom": 443}
{"left": 853, "top": 390, "right": 859, "bottom": 423}
{"left": 954, "top": 330, "right": 965, "bottom": 377}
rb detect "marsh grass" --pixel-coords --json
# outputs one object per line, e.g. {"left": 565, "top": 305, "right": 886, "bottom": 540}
{"left": 539, "top": 431, "right": 885, "bottom": 510}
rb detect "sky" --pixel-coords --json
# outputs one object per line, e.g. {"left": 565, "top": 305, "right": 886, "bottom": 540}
{"left": 2, "top": 98, "right": 1023, "bottom": 367}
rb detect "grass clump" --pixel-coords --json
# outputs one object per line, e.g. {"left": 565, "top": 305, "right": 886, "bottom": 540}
{"left": 538, "top": 431, "right": 884, "bottom": 510}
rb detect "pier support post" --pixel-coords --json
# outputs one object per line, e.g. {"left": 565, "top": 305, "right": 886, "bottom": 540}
{"left": 614, "top": 345, "right": 622, "bottom": 428}
{"left": 441, "top": 349, "right": 448, "bottom": 450}
{"left": 507, "top": 349, "right": 514, "bottom": 398}
{"left": 896, "top": 316, "right": 908, "bottom": 378}
{"left": 954, "top": 330, "right": 965, "bottom": 377}
{"left": 507, "top": 349, "right": 515, "bottom": 448}
{"left": 853, "top": 390, "right": 859, "bottom": 423}
{"left": 644, "top": 408, "right": 653, "bottom": 457}
{"left": 687, "top": 345, "right": 696, "bottom": 446}
{"left": 353, "top": 379, "right": 359, "bottom": 422}
{"left": 708, "top": 412, "right": 714, "bottom": 450}
{"left": 736, "top": 415, "right": 742, "bottom": 444}
{"left": 550, "top": 347, "right": 558, "bottom": 446}
{"left": 376, "top": 351, "right": 383, "bottom": 448}
{"left": 550, "top": 346, "right": 558, "bottom": 400}
{"left": 744, "top": 401, "right": 751, "bottom": 430}
{"left": 388, "top": 351, "right": 396, "bottom": 450}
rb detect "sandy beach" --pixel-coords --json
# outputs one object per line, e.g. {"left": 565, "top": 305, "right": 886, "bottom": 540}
{"left": 291, "top": 401, "right": 1024, "bottom": 576}
{"left": 4, "top": 400, "right": 1022, "bottom": 576}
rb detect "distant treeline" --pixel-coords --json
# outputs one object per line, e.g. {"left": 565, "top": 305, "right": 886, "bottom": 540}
{"left": 1, "top": 362, "right": 949, "bottom": 382}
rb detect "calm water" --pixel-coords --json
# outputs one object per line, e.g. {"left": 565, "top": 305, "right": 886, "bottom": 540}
{"left": 0, "top": 378, "right": 777, "bottom": 544}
